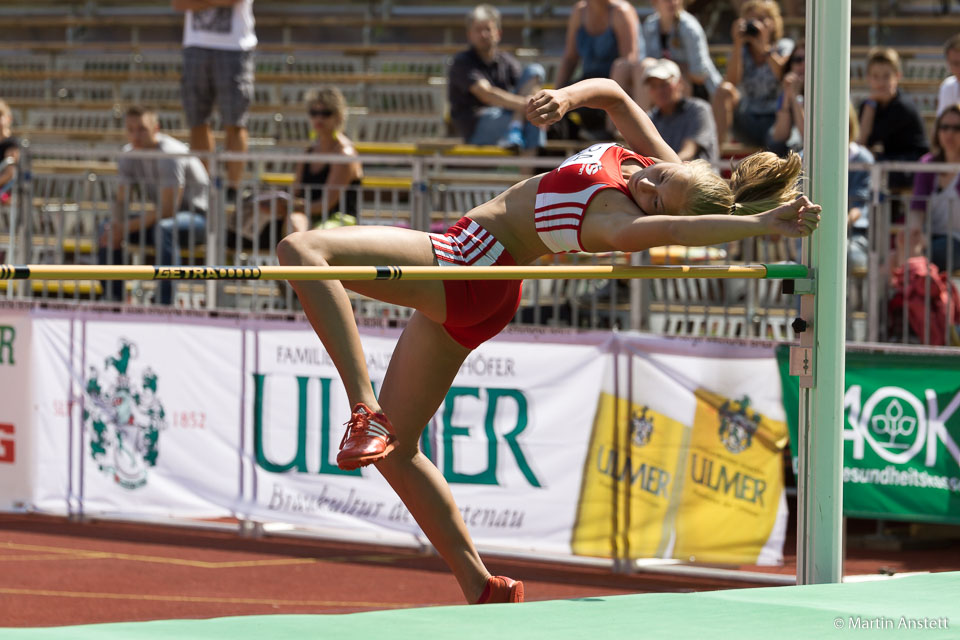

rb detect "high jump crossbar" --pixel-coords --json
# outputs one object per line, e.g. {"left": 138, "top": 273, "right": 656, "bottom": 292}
{"left": 0, "top": 264, "right": 809, "bottom": 281}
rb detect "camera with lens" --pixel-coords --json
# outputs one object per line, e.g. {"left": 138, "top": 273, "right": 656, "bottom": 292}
{"left": 744, "top": 20, "right": 761, "bottom": 37}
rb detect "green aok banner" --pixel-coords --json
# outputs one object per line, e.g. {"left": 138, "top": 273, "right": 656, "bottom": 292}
{"left": 776, "top": 346, "right": 960, "bottom": 524}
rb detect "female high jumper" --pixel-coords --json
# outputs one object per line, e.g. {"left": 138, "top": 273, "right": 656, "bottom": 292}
{"left": 276, "top": 77, "right": 821, "bottom": 605}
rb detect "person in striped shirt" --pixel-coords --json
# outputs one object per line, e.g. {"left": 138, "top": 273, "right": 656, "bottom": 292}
{"left": 276, "top": 77, "right": 820, "bottom": 605}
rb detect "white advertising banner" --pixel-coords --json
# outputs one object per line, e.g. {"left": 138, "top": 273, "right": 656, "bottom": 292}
{"left": 0, "top": 309, "right": 31, "bottom": 510}
{"left": 244, "top": 327, "right": 610, "bottom": 554}
{"left": 78, "top": 320, "right": 242, "bottom": 518}
{"left": 10, "top": 304, "right": 789, "bottom": 564}
{"left": 28, "top": 314, "right": 241, "bottom": 519}
{"left": 31, "top": 317, "right": 74, "bottom": 514}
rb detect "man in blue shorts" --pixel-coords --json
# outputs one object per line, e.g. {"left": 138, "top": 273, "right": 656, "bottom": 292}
{"left": 448, "top": 4, "right": 546, "bottom": 152}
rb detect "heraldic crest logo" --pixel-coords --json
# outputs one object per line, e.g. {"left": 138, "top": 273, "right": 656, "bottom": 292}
{"left": 83, "top": 339, "right": 167, "bottom": 489}
{"left": 718, "top": 396, "right": 760, "bottom": 454}
{"left": 629, "top": 406, "right": 654, "bottom": 447}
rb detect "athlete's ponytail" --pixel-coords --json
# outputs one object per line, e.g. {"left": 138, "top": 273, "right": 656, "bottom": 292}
{"left": 683, "top": 151, "right": 802, "bottom": 217}
{"left": 729, "top": 151, "right": 802, "bottom": 215}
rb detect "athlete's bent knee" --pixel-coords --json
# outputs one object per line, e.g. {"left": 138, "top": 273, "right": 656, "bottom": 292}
{"left": 276, "top": 234, "right": 303, "bottom": 266}
{"left": 277, "top": 231, "right": 326, "bottom": 267}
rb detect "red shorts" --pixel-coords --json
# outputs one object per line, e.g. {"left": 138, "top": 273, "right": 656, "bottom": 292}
{"left": 429, "top": 217, "right": 523, "bottom": 350}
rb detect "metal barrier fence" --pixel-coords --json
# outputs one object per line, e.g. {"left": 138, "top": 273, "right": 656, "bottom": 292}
{"left": 858, "top": 160, "right": 960, "bottom": 346}
{"left": 1, "top": 147, "right": 957, "bottom": 345}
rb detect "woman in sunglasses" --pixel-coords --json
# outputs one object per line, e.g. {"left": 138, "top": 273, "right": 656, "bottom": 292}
{"left": 295, "top": 86, "right": 364, "bottom": 228}
{"left": 228, "top": 87, "right": 363, "bottom": 247}
{"left": 277, "top": 77, "right": 821, "bottom": 605}
{"left": 910, "top": 103, "right": 960, "bottom": 273}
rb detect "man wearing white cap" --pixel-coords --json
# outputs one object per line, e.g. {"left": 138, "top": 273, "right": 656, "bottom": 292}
{"left": 644, "top": 58, "right": 718, "bottom": 164}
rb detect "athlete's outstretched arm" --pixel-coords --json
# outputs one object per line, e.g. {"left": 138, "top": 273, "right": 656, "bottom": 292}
{"left": 526, "top": 78, "right": 680, "bottom": 163}
{"left": 594, "top": 195, "right": 821, "bottom": 253}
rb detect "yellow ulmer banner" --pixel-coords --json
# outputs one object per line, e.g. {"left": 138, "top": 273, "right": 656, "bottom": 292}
{"left": 572, "top": 392, "right": 690, "bottom": 558}
{"left": 672, "top": 390, "right": 788, "bottom": 564}
{"left": 572, "top": 352, "right": 789, "bottom": 565}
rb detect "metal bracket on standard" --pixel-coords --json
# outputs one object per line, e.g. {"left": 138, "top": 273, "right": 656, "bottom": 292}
{"left": 789, "top": 294, "right": 815, "bottom": 388}
{"left": 781, "top": 278, "right": 816, "bottom": 295}
{"left": 788, "top": 344, "right": 813, "bottom": 380}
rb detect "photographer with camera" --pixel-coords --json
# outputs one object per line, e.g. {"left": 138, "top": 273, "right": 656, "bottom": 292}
{"left": 711, "top": 0, "right": 793, "bottom": 148}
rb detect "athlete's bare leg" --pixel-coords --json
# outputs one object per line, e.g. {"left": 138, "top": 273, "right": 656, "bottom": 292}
{"left": 277, "top": 226, "right": 491, "bottom": 602}
{"left": 375, "top": 312, "right": 491, "bottom": 603}
{"left": 276, "top": 225, "right": 447, "bottom": 408}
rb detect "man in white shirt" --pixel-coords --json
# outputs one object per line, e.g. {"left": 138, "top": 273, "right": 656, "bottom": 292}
{"left": 937, "top": 34, "right": 960, "bottom": 116}
{"left": 99, "top": 106, "right": 210, "bottom": 305}
{"left": 172, "top": 0, "right": 256, "bottom": 197}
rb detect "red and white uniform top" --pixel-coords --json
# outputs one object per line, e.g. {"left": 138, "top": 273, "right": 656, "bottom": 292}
{"left": 534, "top": 142, "right": 655, "bottom": 253}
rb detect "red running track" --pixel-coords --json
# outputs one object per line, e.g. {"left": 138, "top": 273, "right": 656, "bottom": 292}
{"left": 1, "top": 514, "right": 957, "bottom": 628}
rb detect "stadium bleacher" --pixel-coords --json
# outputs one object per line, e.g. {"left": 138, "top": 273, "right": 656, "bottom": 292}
{"left": 2, "top": 0, "right": 956, "bottom": 150}
{"left": 0, "top": 0, "right": 953, "bottom": 341}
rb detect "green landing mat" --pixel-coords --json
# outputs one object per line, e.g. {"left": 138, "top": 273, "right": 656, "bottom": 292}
{"left": 3, "top": 572, "right": 958, "bottom": 640}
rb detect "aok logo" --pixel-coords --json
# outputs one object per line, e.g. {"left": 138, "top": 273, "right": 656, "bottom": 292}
{"left": 0, "top": 423, "right": 13, "bottom": 463}
{"left": 844, "top": 385, "right": 959, "bottom": 466}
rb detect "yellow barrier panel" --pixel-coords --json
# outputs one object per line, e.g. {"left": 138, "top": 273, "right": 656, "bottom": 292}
{"left": 258, "top": 173, "right": 413, "bottom": 189}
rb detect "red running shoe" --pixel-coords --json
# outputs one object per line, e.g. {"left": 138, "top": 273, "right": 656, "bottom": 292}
{"left": 475, "top": 576, "right": 524, "bottom": 604}
{"left": 336, "top": 403, "right": 398, "bottom": 471}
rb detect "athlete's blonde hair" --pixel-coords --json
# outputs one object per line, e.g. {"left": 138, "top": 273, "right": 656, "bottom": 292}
{"left": 683, "top": 152, "right": 802, "bottom": 217}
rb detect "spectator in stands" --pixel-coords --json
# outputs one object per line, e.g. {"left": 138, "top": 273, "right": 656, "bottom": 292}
{"left": 0, "top": 100, "right": 20, "bottom": 197}
{"left": 98, "top": 106, "right": 209, "bottom": 305}
{"left": 856, "top": 47, "right": 928, "bottom": 191}
{"left": 448, "top": 4, "right": 546, "bottom": 151}
{"left": 936, "top": 34, "right": 960, "bottom": 116}
{"left": 642, "top": 0, "right": 722, "bottom": 101}
{"left": 276, "top": 76, "right": 820, "bottom": 607}
{"left": 295, "top": 87, "right": 364, "bottom": 226}
{"left": 858, "top": 48, "right": 927, "bottom": 267}
{"left": 910, "top": 104, "right": 960, "bottom": 273}
{"left": 848, "top": 105, "right": 876, "bottom": 273}
{"left": 554, "top": 0, "right": 645, "bottom": 138}
{"left": 769, "top": 40, "right": 804, "bottom": 157}
{"left": 227, "top": 87, "right": 360, "bottom": 248}
{"left": 172, "top": 0, "right": 256, "bottom": 199}
{"left": 644, "top": 58, "right": 718, "bottom": 164}
{"left": 712, "top": 0, "right": 793, "bottom": 148}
